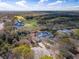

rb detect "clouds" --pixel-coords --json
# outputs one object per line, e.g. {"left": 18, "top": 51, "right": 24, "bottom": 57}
{"left": 0, "top": 0, "right": 30, "bottom": 11}
{"left": 0, "top": 1, "right": 14, "bottom": 10}
{"left": 0, "top": 0, "right": 78, "bottom": 11}
{"left": 16, "top": 0, "right": 27, "bottom": 7}
{"left": 38, "top": 0, "right": 48, "bottom": 3}
{"left": 35, "top": 0, "right": 63, "bottom": 10}
{"left": 48, "top": 0, "right": 63, "bottom": 6}
{"left": 62, "top": 5, "right": 79, "bottom": 10}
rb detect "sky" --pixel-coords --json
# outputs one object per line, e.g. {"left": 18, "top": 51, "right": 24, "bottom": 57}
{"left": 0, "top": 0, "right": 79, "bottom": 11}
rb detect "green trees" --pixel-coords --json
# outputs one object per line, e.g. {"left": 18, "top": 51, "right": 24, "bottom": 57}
{"left": 72, "top": 29, "right": 79, "bottom": 37}
{"left": 12, "top": 44, "right": 34, "bottom": 59}
{"left": 24, "top": 19, "right": 39, "bottom": 31}
{"left": 40, "top": 55, "right": 53, "bottom": 59}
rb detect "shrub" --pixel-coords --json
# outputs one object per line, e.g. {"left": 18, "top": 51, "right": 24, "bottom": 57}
{"left": 40, "top": 55, "right": 53, "bottom": 59}
{"left": 72, "top": 29, "right": 79, "bottom": 37}
{"left": 12, "top": 44, "right": 33, "bottom": 59}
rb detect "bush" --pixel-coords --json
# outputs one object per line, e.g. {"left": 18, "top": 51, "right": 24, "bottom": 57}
{"left": 72, "top": 29, "right": 79, "bottom": 37}
{"left": 12, "top": 44, "right": 33, "bottom": 59}
{"left": 40, "top": 55, "right": 53, "bottom": 59}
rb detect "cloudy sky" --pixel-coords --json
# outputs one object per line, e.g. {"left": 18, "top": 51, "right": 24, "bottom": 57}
{"left": 0, "top": 0, "right": 79, "bottom": 11}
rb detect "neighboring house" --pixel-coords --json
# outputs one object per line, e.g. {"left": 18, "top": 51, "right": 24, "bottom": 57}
{"left": 56, "top": 29, "right": 72, "bottom": 37}
{"left": 36, "top": 31, "right": 53, "bottom": 41}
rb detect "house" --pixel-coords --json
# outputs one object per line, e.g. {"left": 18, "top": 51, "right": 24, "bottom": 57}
{"left": 36, "top": 31, "right": 53, "bottom": 41}
{"left": 13, "top": 16, "right": 25, "bottom": 29}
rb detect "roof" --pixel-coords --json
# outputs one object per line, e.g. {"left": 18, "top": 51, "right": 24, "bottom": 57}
{"left": 14, "top": 21, "right": 24, "bottom": 29}
{"left": 14, "top": 16, "right": 25, "bottom": 20}
{"left": 36, "top": 31, "right": 53, "bottom": 40}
